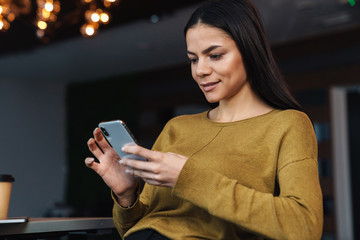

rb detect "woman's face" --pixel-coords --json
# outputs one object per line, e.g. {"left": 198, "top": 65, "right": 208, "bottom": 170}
{"left": 186, "top": 24, "right": 248, "bottom": 103}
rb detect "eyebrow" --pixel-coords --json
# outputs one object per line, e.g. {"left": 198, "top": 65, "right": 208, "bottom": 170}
{"left": 187, "top": 45, "right": 221, "bottom": 55}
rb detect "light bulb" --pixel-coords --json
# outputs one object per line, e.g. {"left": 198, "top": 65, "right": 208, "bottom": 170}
{"left": 37, "top": 20, "right": 47, "bottom": 29}
{"left": 44, "top": 2, "right": 54, "bottom": 12}
{"left": 0, "top": 19, "right": 9, "bottom": 30}
{"left": 0, "top": 6, "right": 3, "bottom": 15}
{"left": 42, "top": 8, "right": 51, "bottom": 18}
{"left": 85, "top": 25, "right": 95, "bottom": 36}
{"left": 100, "top": 13, "right": 109, "bottom": 23}
{"left": 91, "top": 12, "right": 100, "bottom": 22}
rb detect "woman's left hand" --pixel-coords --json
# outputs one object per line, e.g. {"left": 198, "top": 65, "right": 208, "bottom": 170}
{"left": 120, "top": 145, "right": 188, "bottom": 188}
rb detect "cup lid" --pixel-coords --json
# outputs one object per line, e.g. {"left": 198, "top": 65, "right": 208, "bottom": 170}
{"left": 0, "top": 174, "right": 15, "bottom": 182}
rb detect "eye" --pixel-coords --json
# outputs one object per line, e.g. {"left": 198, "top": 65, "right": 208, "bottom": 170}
{"left": 210, "top": 54, "right": 223, "bottom": 60}
{"left": 188, "top": 58, "right": 198, "bottom": 64}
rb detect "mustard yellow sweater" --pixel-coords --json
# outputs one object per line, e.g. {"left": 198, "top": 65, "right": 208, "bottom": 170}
{"left": 112, "top": 109, "right": 323, "bottom": 240}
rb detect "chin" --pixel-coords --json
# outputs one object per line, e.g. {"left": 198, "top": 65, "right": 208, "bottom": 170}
{"left": 203, "top": 92, "right": 222, "bottom": 103}
{"left": 204, "top": 96, "right": 220, "bottom": 103}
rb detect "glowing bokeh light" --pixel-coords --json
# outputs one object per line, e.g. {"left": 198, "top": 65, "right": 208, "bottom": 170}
{"left": 91, "top": 12, "right": 100, "bottom": 22}
{"left": 100, "top": 13, "right": 109, "bottom": 23}
{"left": 348, "top": 0, "right": 356, "bottom": 6}
{"left": 37, "top": 20, "right": 47, "bottom": 29}
{"left": 44, "top": 2, "right": 54, "bottom": 12}
{"left": 7, "top": 12, "right": 15, "bottom": 22}
{"left": 85, "top": 25, "right": 95, "bottom": 36}
{"left": 42, "top": 9, "right": 51, "bottom": 18}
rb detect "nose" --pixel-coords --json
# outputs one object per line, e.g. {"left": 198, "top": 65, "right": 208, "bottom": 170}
{"left": 195, "top": 58, "right": 211, "bottom": 77}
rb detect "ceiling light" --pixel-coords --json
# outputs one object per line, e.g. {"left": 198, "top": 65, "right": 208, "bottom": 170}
{"left": 91, "top": 12, "right": 100, "bottom": 22}
{"left": 81, "top": 23, "right": 96, "bottom": 36}
{"left": 85, "top": 25, "right": 95, "bottom": 36}
{"left": 37, "top": 20, "right": 47, "bottom": 29}
{"left": 42, "top": 9, "right": 51, "bottom": 18}
{"left": 0, "top": 18, "right": 10, "bottom": 31}
{"left": 100, "top": 12, "right": 109, "bottom": 23}
{"left": 44, "top": 2, "right": 54, "bottom": 12}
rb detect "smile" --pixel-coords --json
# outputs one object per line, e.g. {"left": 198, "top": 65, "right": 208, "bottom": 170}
{"left": 201, "top": 81, "right": 221, "bottom": 92}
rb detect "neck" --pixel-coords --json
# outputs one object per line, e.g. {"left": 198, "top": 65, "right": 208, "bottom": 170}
{"left": 208, "top": 84, "right": 274, "bottom": 123}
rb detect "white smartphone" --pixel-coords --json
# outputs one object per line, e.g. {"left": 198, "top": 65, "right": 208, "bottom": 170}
{"left": 98, "top": 120, "right": 146, "bottom": 161}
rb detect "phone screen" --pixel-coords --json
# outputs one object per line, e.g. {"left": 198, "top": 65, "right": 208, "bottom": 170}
{"left": 98, "top": 120, "right": 146, "bottom": 161}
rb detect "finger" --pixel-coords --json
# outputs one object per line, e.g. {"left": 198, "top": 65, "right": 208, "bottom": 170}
{"left": 87, "top": 138, "right": 104, "bottom": 160}
{"left": 122, "top": 145, "right": 162, "bottom": 162}
{"left": 132, "top": 169, "right": 157, "bottom": 180}
{"left": 127, "top": 168, "right": 162, "bottom": 186}
{"left": 120, "top": 158, "right": 156, "bottom": 172}
{"left": 84, "top": 157, "right": 100, "bottom": 173}
{"left": 93, "top": 128, "right": 112, "bottom": 151}
{"left": 142, "top": 178, "right": 166, "bottom": 187}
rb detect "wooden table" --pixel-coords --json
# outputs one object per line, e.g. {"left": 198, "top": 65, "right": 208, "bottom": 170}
{"left": 0, "top": 217, "right": 117, "bottom": 239}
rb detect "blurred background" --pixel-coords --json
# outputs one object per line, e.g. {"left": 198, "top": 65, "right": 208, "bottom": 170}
{"left": 0, "top": 0, "right": 359, "bottom": 239}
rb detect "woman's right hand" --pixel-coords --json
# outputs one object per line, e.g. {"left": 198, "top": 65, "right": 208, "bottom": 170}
{"left": 85, "top": 127, "right": 139, "bottom": 207}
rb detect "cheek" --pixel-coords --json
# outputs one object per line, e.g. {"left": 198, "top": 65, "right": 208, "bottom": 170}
{"left": 227, "top": 58, "right": 247, "bottom": 81}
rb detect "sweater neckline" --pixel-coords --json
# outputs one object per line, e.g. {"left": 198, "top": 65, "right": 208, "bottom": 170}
{"left": 201, "top": 109, "right": 281, "bottom": 126}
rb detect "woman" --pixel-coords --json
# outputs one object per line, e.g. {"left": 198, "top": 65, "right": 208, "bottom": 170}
{"left": 85, "top": 0, "right": 323, "bottom": 239}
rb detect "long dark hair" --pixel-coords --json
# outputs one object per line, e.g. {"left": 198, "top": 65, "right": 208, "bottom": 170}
{"left": 184, "top": 0, "right": 302, "bottom": 111}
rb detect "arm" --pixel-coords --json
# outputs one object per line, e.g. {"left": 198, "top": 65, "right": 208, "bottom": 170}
{"left": 171, "top": 155, "right": 323, "bottom": 240}
{"left": 110, "top": 120, "right": 175, "bottom": 237}
{"left": 85, "top": 128, "right": 149, "bottom": 238}
{"left": 112, "top": 183, "right": 150, "bottom": 238}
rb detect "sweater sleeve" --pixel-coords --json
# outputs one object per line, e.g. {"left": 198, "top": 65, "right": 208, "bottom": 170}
{"left": 111, "top": 120, "right": 174, "bottom": 239}
{"left": 172, "top": 113, "right": 323, "bottom": 240}
{"left": 112, "top": 183, "right": 150, "bottom": 239}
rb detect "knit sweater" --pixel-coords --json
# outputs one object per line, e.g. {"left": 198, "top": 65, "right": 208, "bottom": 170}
{"left": 112, "top": 109, "right": 323, "bottom": 240}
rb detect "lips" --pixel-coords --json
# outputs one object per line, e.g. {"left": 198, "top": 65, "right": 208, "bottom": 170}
{"left": 201, "top": 81, "right": 221, "bottom": 92}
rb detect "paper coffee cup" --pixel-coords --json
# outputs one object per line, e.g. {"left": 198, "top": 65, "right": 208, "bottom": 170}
{"left": 0, "top": 174, "right": 15, "bottom": 220}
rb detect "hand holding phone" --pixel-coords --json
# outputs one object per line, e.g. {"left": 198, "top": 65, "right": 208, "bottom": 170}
{"left": 98, "top": 120, "right": 146, "bottom": 161}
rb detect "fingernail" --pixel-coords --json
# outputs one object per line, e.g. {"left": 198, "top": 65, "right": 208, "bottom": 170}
{"left": 125, "top": 169, "right": 131, "bottom": 174}
{"left": 121, "top": 146, "right": 126, "bottom": 152}
{"left": 119, "top": 160, "right": 124, "bottom": 165}
{"left": 88, "top": 138, "right": 92, "bottom": 143}
{"left": 87, "top": 158, "right": 94, "bottom": 163}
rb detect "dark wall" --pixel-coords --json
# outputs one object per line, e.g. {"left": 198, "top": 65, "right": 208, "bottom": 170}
{"left": 66, "top": 73, "right": 140, "bottom": 216}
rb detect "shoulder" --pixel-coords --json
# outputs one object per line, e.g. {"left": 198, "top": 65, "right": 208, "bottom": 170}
{"left": 271, "top": 109, "right": 313, "bottom": 129}
{"left": 276, "top": 109, "right": 310, "bottom": 121}
{"left": 274, "top": 110, "right": 318, "bottom": 168}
